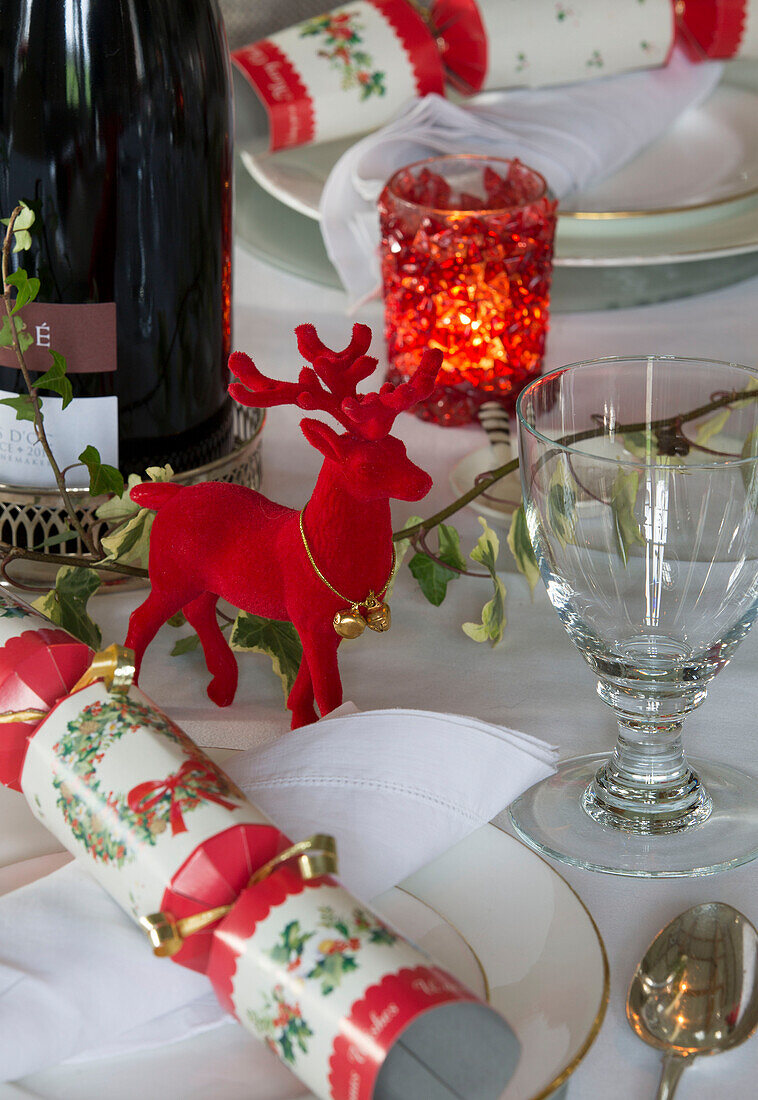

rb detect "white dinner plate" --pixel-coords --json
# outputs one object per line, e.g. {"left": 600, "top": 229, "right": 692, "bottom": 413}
{"left": 243, "top": 136, "right": 758, "bottom": 264}
{"left": 11, "top": 825, "right": 608, "bottom": 1100}
{"left": 242, "top": 79, "right": 758, "bottom": 225}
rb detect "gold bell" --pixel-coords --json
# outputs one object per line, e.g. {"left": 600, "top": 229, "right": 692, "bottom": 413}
{"left": 366, "top": 601, "right": 391, "bottom": 632}
{"left": 333, "top": 607, "right": 366, "bottom": 639}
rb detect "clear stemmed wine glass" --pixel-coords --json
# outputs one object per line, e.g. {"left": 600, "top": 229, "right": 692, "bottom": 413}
{"left": 509, "top": 356, "right": 758, "bottom": 876}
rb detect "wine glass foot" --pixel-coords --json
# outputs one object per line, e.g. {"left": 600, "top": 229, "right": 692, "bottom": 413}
{"left": 509, "top": 753, "right": 758, "bottom": 877}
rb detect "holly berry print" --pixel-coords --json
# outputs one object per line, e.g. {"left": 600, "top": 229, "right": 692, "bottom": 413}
{"left": 299, "top": 10, "right": 387, "bottom": 100}
{"left": 455, "top": 0, "right": 673, "bottom": 92}
{"left": 265, "top": 904, "right": 399, "bottom": 996}
{"left": 249, "top": 984, "right": 313, "bottom": 1065}
{"left": 0, "top": 603, "right": 30, "bottom": 619}
{"left": 269, "top": 919, "right": 315, "bottom": 970}
{"left": 51, "top": 695, "right": 243, "bottom": 866}
{"left": 311, "top": 905, "right": 398, "bottom": 994}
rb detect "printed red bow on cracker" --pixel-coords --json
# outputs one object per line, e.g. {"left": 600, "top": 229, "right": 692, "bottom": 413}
{"left": 127, "top": 759, "right": 240, "bottom": 836}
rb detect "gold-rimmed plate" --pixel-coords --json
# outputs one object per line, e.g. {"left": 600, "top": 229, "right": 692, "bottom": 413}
{"left": 384, "top": 825, "right": 609, "bottom": 1100}
{"left": 240, "top": 65, "right": 758, "bottom": 227}
{"left": 559, "top": 80, "right": 758, "bottom": 218}
{"left": 15, "top": 825, "right": 608, "bottom": 1100}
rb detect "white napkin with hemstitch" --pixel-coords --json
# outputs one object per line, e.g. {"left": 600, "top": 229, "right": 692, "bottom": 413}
{"left": 320, "top": 48, "right": 723, "bottom": 307}
{"left": 0, "top": 706, "right": 556, "bottom": 1082}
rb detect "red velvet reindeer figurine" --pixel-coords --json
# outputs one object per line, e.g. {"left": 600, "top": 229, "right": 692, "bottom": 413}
{"left": 125, "top": 324, "right": 441, "bottom": 728}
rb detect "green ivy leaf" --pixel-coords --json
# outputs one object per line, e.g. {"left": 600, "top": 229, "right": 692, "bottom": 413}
{"left": 407, "top": 520, "right": 467, "bottom": 606}
{"left": 3, "top": 202, "right": 35, "bottom": 233}
{"left": 32, "top": 566, "right": 102, "bottom": 650}
{"left": 693, "top": 408, "right": 731, "bottom": 448}
{"left": 506, "top": 504, "right": 539, "bottom": 594}
{"left": 35, "top": 351, "right": 73, "bottom": 409}
{"left": 31, "top": 529, "right": 78, "bottom": 550}
{"left": 462, "top": 517, "right": 506, "bottom": 646}
{"left": 0, "top": 313, "right": 32, "bottom": 353}
{"left": 6, "top": 269, "right": 40, "bottom": 313}
{"left": 742, "top": 426, "right": 758, "bottom": 460}
{"left": 462, "top": 579, "right": 507, "bottom": 644}
{"left": 408, "top": 552, "right": 452, "bottom": 606}
{"left": 100, "top": 508, "right": 153, "bottom": 566}
{"left": 97, "top": 464, "right": 174, "bottom": 567}
{"left": 437, "top": 522, "right": 467, "bottom": 572}
{"left": 78, "top": 444, "right": 124, "bottom": 498}
{"left": 11, "top": 229, "right": 31, "bottom": 253}
{"left": 230, "top": 612, "right": 303, "bottom": 700}
{"left": 144, "top": 465, "right": 175, "bottom": 482}
{"left": 167, "top": 610, "right": 187, "bottom": 628}
{"left": 622, "top": 430, "right": 656, "bottom": 460}
{"left": 95, "top": 472, "right": 144, "bottom": 525}
{"left": 170, "top": 633, "right": 201, "bottom": 657}
{"left": 0, "top": 393, "right": 38, "bottom": 422}
{"left": 1, "top": 204, "right": 34, "bottom": 253}
{"left": 741, "top": 426, "right": 758, "bottom": 505}
{"left": 469, "top": 516, "right": 500, "bottom": 574}
{"left": 546, "top": 462, "right": 577, "bottom": 549}
{"left": 610, "top": 470, "right": 645, "bottom": 566}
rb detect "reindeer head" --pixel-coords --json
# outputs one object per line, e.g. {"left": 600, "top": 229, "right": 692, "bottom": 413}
{"left": 229, "top": 324, "right": 440, "bottom": 503}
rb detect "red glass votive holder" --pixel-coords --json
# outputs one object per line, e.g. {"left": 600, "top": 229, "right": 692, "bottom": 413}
{"left": 379, "top": 155, "right": 558, "bottom": 426}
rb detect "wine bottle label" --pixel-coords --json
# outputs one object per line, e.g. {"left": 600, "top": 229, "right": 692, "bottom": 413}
{"left": 0, "top": 302, "right": 117, "bottom": 375}
{"left": 0, "top": 301, "right": 118, "bottom": 489}
{"left": 0, "top": 392, "right": 118, "bottom": 488}
{"left": 232, "top": 0, "right": 444, "bottom": 151}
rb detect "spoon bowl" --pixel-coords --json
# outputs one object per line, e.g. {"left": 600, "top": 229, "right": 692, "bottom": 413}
{"left": 627, "top": 902, "right": 758, "bottom": 1098}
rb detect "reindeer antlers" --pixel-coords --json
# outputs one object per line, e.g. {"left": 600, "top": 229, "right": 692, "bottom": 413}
{"left": 341, "top": 349, "right": 442, "bottom": 440}
{"left": 228, "top": 324, "right": 442, "bottom": 439}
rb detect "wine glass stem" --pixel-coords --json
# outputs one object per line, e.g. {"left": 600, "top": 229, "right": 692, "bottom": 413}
{"left": 583, "top": 715, "right": 713, "bottom": 835}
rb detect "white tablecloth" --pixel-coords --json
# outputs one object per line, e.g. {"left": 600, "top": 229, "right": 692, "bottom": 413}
{"left": 2, "top": 244, "right": 758, "bottom": 1098}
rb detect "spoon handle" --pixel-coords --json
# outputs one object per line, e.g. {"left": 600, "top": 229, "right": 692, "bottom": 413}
{"left": 656, "top": 1053, "right": 690, "bottom": 1100}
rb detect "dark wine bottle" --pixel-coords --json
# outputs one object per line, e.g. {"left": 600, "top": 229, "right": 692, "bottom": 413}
{"left": 0, "top": 0, "right": 233, "bottom": 484}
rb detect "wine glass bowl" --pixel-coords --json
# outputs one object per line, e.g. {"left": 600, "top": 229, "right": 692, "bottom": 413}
{"left": 509, "top": 356, "right": 758, "bottom": 876}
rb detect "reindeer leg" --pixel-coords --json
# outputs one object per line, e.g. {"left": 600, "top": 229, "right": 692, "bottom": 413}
{"left": 297, "top": 629, "right": 343, "bottom": 723}
{"left": 183, "top": 592, "right": 238, "bottom": 708}
{"left": 126, "top": 588, "right": 189, "bottom": 682}
{"left": 287, "top": 655, "right": 318, "bottom": 730}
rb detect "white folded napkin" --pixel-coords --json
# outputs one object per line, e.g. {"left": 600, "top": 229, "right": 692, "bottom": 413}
{"left": 320, "top": 48, "right": 723, "bottom": 307}
{"left": 0, "top": 707, "right": 555, "bottom": 1083}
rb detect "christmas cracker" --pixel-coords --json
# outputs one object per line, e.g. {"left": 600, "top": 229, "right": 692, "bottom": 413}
{"left": 0, "top": 592, "right": 519, "bottom": 1099}
{"left": 230, "top": 0, "right": 754, "bottom": 155}
{"left": 232, "top": 0, "right": 444, "bottom": 151}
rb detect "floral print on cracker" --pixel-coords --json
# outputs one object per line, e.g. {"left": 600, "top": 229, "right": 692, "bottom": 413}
{"left": 300, "top": 11, "right": 387, "bottom": 100}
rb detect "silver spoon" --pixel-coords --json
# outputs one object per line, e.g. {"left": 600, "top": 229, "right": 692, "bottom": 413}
{"left": 627, "top": 902, "right": 758, "bottom": 1099}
